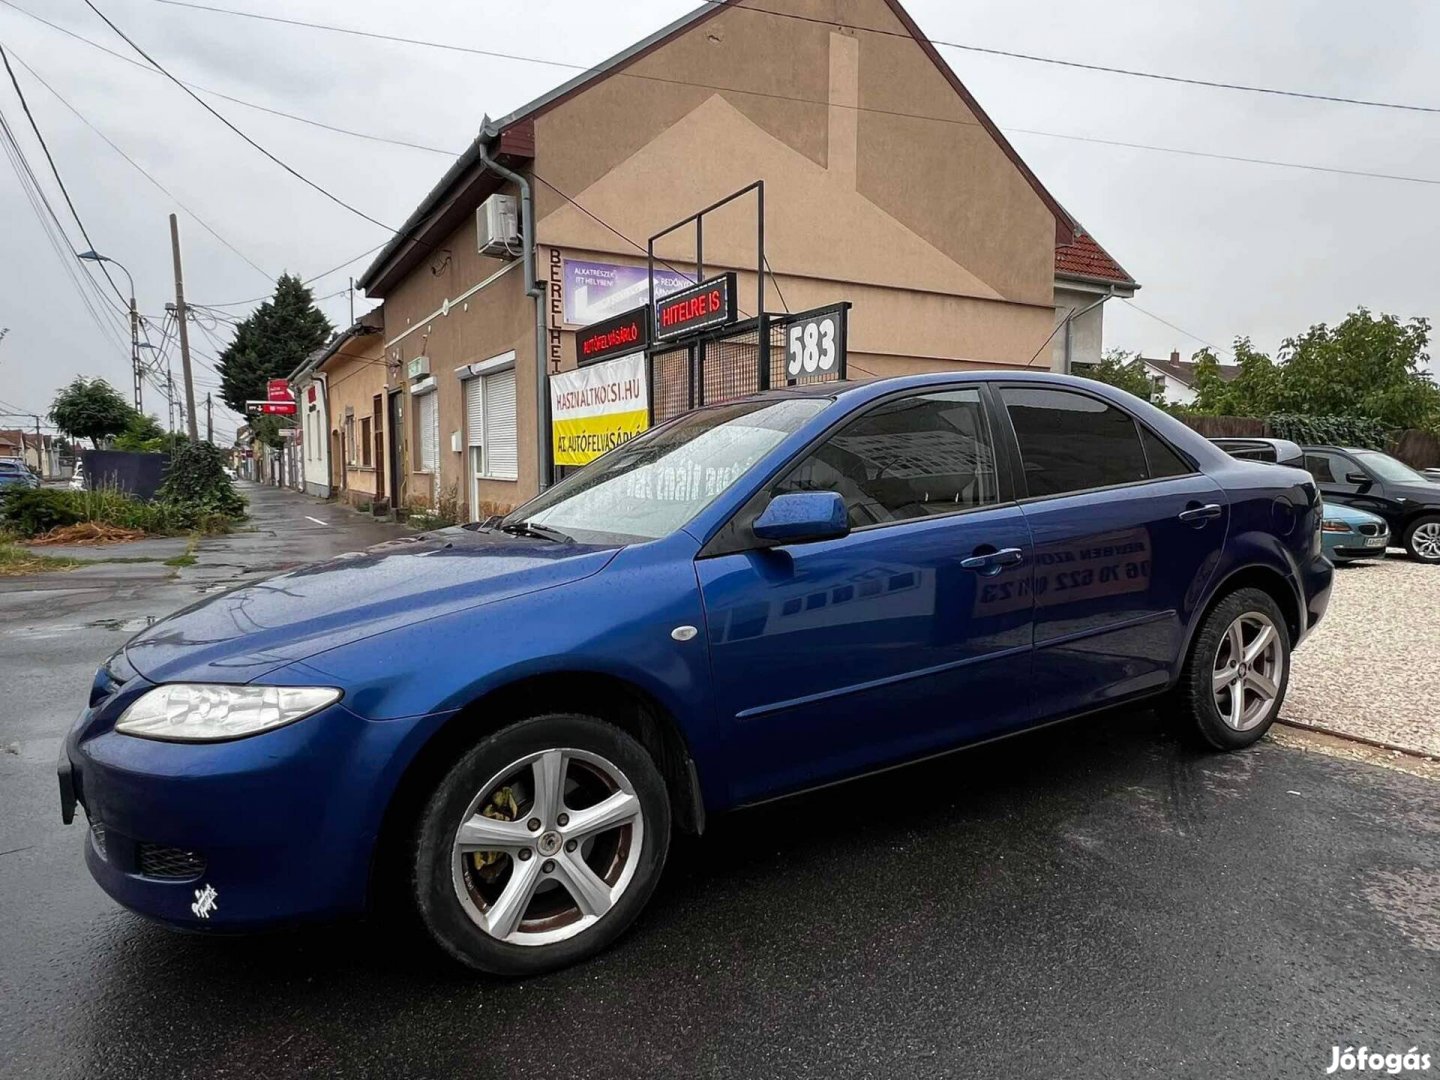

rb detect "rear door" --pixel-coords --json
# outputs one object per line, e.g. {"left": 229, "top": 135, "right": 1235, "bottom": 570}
{"left": 995, "top": 385, "right": 1228, "bottom": 718}
{"left": 697, "top": 385, "right": 1035, "bottom": 804}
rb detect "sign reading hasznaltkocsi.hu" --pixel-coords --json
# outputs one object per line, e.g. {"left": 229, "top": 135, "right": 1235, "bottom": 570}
{"left": 550, "top": 353, "right": 649, "bottom": 466}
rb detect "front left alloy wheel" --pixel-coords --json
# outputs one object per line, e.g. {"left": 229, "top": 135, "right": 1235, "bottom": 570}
{"left": 411, "top": 714, "right": 671, "bottom": 975}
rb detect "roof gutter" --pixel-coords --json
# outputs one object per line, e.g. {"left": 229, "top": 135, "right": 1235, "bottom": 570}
{"left": 475, "top": 132, "right": 550, "bottom": 491}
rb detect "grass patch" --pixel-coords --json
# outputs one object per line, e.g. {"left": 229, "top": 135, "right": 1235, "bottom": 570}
{"left": 164, "top": 533, "right": 201, "bottom": 568}
{"left": 0, "top": 542, "right": 81, "bottom": 577}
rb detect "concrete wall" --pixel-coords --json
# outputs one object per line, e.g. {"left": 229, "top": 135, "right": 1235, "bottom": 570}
{"left": 1051, "top": 283, "right": 1108, "bottom": 373}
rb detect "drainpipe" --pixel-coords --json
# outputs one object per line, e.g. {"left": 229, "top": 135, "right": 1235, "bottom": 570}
{"left": 476, "top": 138, "right": 550, "bottom": 491}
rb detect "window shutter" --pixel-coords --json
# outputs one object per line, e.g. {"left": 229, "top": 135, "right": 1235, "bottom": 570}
{"left": 418, "top": 392, "right": 438, "bottom": 471}
{"left": 483, "top": 369, "right": 518, "bottom": 480}
{"left": 465, "top": 376, "right": 485, "bottom": 447}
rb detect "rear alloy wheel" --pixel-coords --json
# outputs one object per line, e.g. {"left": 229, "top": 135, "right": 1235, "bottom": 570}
{"left": 1402, "top": 516, "right": 1440, "bottom": 564}
{"left": 412, "top": 715, "right": 670, "bottom": 975}
{"left": 1179, "top": 587, "right": 1291, "bottom": 750}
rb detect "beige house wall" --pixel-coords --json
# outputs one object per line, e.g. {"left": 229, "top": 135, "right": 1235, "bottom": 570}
{"left": 370, "top": 0, "right": 1073, "bottom": 517}
{"left": 318, "top": 331, "right": 389, "bottom": 504}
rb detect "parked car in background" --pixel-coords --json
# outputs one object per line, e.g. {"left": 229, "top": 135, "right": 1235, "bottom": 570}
{"left": 1319, "top": 503, "right": 1390, "bottom": 563}
{"left": 69, "top": 462, "right": 86, "bottom": 491}
{"left": 61, "top": 373, "right": 1333, "bottom": 975}
{"left": 0, "top": 458, "right": 40, "bottom": 497}
{"left": 1424, "top": 467, "right": 1440, "bottom": 483}
{"left": 1301, "top": 446, "right": 1440, "bottom": 563}
{"left": 1211, "top": 437, "right": 1305, "bottom": 468}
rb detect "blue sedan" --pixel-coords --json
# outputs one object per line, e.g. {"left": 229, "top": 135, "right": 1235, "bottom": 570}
{"left": 60, "top": 372, "right": 1332, "bottom": 974}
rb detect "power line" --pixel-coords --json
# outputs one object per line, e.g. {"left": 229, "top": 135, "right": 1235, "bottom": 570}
{"left": 152, "top": 0, "right": 1440, "bottom": 117}
{"left": 0, "top": 0, "right": 455, "bottom": 155}
{"left": 1, "top": 46, "right": 273, "bottom": 280}
{"left": 1121, "top": 298, "right": 1230, "bottom": 358}
{"left": 83, "top": 0, "right": 397, "bottom": 233}
{"left": 130, "top": 2, "right": 1440, "bottom": 190}
{"left": 0, "top": 43, "right": 128, "bottom": 308}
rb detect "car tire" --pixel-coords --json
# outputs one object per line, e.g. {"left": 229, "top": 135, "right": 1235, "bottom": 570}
{"left": 1401, "top": 515, "right": 1440, "bottom": 564}
{"left": 1179, "top": 587, "right": 1291, "bottom": 751}
{"left": 410, "top": 713, "right": 670, "bottom": 976}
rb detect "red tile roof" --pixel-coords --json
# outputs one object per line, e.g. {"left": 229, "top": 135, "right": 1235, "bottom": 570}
{"left": 1055, "top": 231, "right": 1135, "bottom": 286}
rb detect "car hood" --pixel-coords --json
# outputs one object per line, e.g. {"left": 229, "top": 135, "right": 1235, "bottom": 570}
{"left": 122, "top": 527, "right": 622, "bottom": 683}
{"left": 1321, "top": 502, "right": 1386, "bottom": 526}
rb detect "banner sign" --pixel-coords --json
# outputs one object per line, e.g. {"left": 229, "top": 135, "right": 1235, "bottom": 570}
{"left": 654, "top": 273, "right": 737, "bottom": 341}
{"left": 247, "top": 400, "right": 298, "bottom": 416}
{"left": 267, "top": 378, "right": 293, "bottom": 401}
{"left": 563, "top": 259, "right": 693, "bottom": 326}
{"left": 577, "top": 306, "right": 648, "bottom": 367}
{"left": 550, "top": 352, "right": 649, "bottom": 467}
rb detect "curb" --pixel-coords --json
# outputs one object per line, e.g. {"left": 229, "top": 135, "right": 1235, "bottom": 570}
{"left": 1276, "top": 717, "right": 1439, "bottom": 763}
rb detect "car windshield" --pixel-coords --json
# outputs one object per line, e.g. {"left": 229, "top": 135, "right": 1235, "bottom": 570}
{"left": 501, "top": 397, "right": 830, "bottom": 544}
{"left": 1351, "top": 450, "right": 1427, "bottom": 484}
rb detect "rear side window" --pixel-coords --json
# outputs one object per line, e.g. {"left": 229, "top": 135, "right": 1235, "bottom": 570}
{"left": 1140, "top": 426, "right": 1193, "bottom": 478}
{"left": 1002, "top": 387, "right": 1154, "bottom": 498}
{"left": 774, "top": 388, "right": 998, "bottom": 527}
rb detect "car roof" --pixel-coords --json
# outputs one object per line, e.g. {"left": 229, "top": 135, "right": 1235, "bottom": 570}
{"left": 738, "top": 369, "right": 1113, "bottom": 404}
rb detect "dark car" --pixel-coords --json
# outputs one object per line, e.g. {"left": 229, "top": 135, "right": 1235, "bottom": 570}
{"left": 60, "top": 373, "right": 1332, "bottom": 975}
{"left": 1301, "top": 446, "right": 1440, "bottom": 563}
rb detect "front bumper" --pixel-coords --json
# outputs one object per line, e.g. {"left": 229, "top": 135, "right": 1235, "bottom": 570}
{"left": 62, "top": 686, "right": 442, "bottom": 930}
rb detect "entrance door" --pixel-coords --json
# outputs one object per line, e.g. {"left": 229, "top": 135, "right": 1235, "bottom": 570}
{"left": 372, "top": 395, "right": 385, "bottom": 505}
{"left": 995, "top": 385, "right": 1228, "bottom": 718}
{"left": 387, "top": 390, "right": 404, "bottom": 509}
{"left": 697, "top": 385, "right": 1035, "bottom": 805}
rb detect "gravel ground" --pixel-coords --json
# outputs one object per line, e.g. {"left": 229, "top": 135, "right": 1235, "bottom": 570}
{"left": 1283, "top": 552, "right": 1440, "bottom": 758}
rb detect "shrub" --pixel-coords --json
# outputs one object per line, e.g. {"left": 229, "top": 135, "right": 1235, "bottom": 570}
{"left": 0, "top": 489, "right": 84, "bottom": 537}
{"left": 1263, "top": 414, "right": 1389, "bottom": 449}
{"left": 156, "top": 442, "right": 246, "bottom": 521}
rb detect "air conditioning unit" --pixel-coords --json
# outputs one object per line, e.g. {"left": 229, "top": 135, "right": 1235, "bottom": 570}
{"left": 477, "top": 193, "right": 519, "bottom": 255}
{"left": 407, "top": 355, "right": 431, "bottom": 380}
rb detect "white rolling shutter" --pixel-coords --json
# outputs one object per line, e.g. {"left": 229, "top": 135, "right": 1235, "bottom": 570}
{"left": 465, "top": 376, "right": 484, "bottom": 447}
{"left": 418, "top": 392, "right": 438, "bottom": 472}
{"left": 482, "top": 369, "right": 518, "bottom": 480}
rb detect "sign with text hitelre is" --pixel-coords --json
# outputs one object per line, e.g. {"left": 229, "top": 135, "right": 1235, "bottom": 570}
{"left": 550, "top": 352, "right": 649, "bottom": 467}
{"left": 576, "top": 306, "right": 648, "bottom": 367}
{"left": 653, "top": 273, "right": 737, "bottom": 341}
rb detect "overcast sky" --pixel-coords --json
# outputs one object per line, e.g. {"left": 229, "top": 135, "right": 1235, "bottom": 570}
{"left": 2, "top": 0, "right": 1437, "bottom": 443}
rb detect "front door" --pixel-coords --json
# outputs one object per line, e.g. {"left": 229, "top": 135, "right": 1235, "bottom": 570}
{"left": 996, "top": 385, "right": 1228, "bottom": 718}
{"left": 1303, "top": 449, "right": 1397, "bottom": 525}
{"left": 387, "top": 391, "right": 404, "bottom": 509}
{"left": 372, "top": 395, "right": 385, "bottom": 505}
{"left": 697, "top": 386, "right": 1034, "bottom": 805}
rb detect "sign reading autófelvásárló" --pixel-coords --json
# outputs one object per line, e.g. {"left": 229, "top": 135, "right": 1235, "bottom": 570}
{"left": 550, "top": 353, "right": 649, "bottom": 467}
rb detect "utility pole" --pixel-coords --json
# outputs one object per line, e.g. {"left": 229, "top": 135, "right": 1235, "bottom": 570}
{"left": 166, "top": 369, "right": 176, "bottom": 434}
{"left": 205, "top": 392, "right": 213, "bottom": 443}
{"left": 348, "top": 276, "right": 355, "bottom": 326}
{"left": 33, "top": 414, "right": 42, "bottom": 478}
{"left": 169, "top": 213, "right": 199, "bottom": 441}
{"left": 129, "top": 296, "right": 142, "bottom": 411}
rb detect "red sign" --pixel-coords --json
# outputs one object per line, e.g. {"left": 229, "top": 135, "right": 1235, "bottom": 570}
{"left": 577, "top": 306, "right": 648, "bottom": 366}
{"left": 267, "top": 378, "right": 293, "bottom": 401}
{"left": 259, "top": 401, "right": 297, "bottom": 416}
{"left": 306, "top": 385, "right": 317, "bottom": 403}
{"left": 653, "top": 273, "right": 737, "bottom": 341}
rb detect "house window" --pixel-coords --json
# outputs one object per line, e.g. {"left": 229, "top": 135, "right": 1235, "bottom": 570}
{"left": 464, "top": 364, "right": 518, "bottom": 482}
{"left": 416, "top": 390, "right": 438, "bottom": 472}
{"left": 344, "top": 412, "right": 356, "bottom": 466}
{"left": 360, "top": 417, "right": 372, "bottom": 467}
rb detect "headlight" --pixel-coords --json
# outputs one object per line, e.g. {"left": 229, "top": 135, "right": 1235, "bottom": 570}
{"left": 1321, "top": 520, "right": 1353, "bottom": 533}
{"left": 115, "top": 684, "right": 341, "bottom": 742}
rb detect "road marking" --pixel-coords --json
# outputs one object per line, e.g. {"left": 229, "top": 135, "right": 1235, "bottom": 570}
{"left": 304, "top": 516, "right": 328, "bottom": 526}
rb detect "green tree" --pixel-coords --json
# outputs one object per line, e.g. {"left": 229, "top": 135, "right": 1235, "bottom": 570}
{"left": 1077, "top": 349, "right": 1161, "bottom": 403}
{"left": 48, "top": 377, "right": 134, "bottom": 448}
{"left": 216, "top": 273, "right": 332, "bottom": 414}
{"left": 112, "top": 411, "right": 167, "bottom": 452}
{"left": 1187, "top": 309, "right": 1439, "bottom": 432}
{"left": 248, "top": 414, "right": 291, "bottom": 451}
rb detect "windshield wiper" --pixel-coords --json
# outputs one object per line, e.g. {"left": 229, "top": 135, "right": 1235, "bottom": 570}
{"left": 497, "top": 520, "right": 574, "bottom": 544}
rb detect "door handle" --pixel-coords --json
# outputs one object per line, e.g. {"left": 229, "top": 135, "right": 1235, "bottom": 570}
{"left": 1177, "top": 503, "right": 1223, "bottom": 525}
{"left": 960, "top": 547, "right": 1025, "bottom": 574}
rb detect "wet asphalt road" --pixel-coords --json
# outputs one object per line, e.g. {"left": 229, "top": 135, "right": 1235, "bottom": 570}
{"left": 2, "top": 485, "right": 1437, "bottom": 1079}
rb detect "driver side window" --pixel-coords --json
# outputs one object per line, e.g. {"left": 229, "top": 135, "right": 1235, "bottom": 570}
{"left": 772, "top": 388, "right": 998, "bottom": 528}
{"left": 1303, "top": 451, "right": 1356, "bottom": 487}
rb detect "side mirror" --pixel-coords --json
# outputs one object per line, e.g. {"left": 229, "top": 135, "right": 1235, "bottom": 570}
{"left": 1345, "top": 471, "right": 1372, "bottom": 487}
{"left": 752, "top": 491, "right": 849, "bottom": 546}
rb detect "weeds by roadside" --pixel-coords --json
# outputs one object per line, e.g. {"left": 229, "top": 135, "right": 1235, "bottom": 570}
{"left": 0, "top": 541, "right": 80, "bottom": 577}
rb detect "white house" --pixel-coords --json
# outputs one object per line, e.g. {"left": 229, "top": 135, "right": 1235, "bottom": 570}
{"left": 1051, "top": 230, "right": 1138, "bottom": 373}
{"left": 1141, "top": 351, "right": 1239, "bottom": 405}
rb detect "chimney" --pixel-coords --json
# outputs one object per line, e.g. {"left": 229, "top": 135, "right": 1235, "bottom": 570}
{"left": 1171, "top": 349, "right": 1181, "bottom": 365}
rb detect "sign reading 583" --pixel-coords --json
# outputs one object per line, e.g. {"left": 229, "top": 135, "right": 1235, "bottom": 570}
{"left": 786, "top": 313, "right": 839, "bottom": 378}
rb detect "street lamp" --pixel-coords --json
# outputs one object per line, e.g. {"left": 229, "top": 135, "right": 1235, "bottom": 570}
{"left": 77, "top": 250, "right": 141, "bottom": 411}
